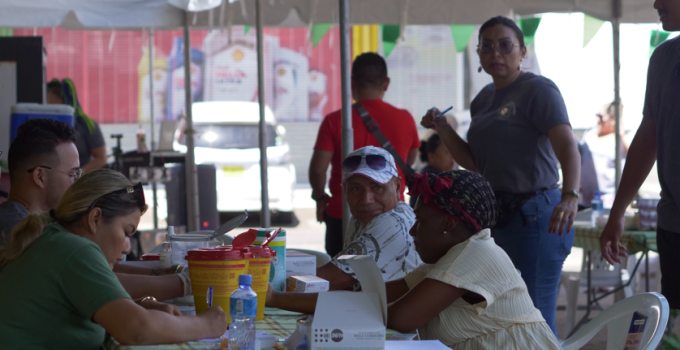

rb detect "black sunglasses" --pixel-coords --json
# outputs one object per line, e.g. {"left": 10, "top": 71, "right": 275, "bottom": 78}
{"left": 342, "top": 154, "right": 387, "bottom": 173}
{"left": 86, "top": 182, "right": 145, "bottom": 213}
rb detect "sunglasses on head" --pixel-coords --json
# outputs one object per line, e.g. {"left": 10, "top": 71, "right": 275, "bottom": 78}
{"left": 478, "top": 40, "right": 520, "bottom": 55}
{"left": 342, "top": 154, "right": 387, "bottom": 173}
{"left": 86, "top": 182, "right": 145, "bottom": 213}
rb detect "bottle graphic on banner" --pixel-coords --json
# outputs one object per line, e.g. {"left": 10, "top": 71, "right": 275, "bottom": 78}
{"left": 137, "top": 46, "right": 168, "bottom": 124}
{"left": 273, "top": 48, "right": 309, "bottom": 122}
{"left": 308, "top": 69, "right": 328, "bottom": 121}
{"left": 166, "top": 37, "right": 204, "bottom": 121}
{"left": 203, "top": 28, "right": 276, "bottom": 104}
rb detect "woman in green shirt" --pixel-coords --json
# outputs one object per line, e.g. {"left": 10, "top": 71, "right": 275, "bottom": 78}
{"left": 0, "top": 169, "right": 227, "bottom": 349}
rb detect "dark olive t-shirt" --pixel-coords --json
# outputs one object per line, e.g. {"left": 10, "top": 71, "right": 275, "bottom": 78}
{"left": 467, "top": 73, "right": 570, "bottom": 193}
{"left": 0, "top": 224, "right": 130, "bottom": 350}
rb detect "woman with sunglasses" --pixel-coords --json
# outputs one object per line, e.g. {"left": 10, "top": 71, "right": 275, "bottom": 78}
{"left": 266, "top": 171, "right": 562, "bottom": 349}
{"left": 0, "top": 169, "right": 227, "bottom": 348}
{"left": 421, "top": 16, "right": 580, "bottom": 335}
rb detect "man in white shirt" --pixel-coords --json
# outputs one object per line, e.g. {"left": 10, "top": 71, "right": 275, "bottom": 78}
{"left": 315, "top": 146, "right": 421, "bottom": 290}
{"left": 581, "top": 102, "right": 629, "bottom": 208}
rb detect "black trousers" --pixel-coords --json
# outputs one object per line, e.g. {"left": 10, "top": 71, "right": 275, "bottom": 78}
{"left": 323, "top": 212, "right": 344, "bottom": 258}
{"left": 658, "top": 227, "right": 680, "bottom": 309}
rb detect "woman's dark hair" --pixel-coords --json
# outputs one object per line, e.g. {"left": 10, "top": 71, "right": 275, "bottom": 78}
{"left": 419, "top": 134, "right": 443, "bottom": 163}
{"left": 46, "top": 79, "right": 64, "bottom": 98}
{"left": 478, "top": 16, "right": 525, "bottom": 48}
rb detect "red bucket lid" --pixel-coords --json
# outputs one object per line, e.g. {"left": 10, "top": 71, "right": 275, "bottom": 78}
{"left": 141, "top": 253, "right": 160, "bottom": 261}
{"left": 186, "top": 247, "right": 252, "bottom": 261}
{"left": 249, "top": 245, "right": 275, "bottom": 258}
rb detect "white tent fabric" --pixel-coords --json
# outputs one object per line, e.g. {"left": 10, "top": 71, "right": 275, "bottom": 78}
{"left": 0, "top": 0, "right": 661, "bottom": 30}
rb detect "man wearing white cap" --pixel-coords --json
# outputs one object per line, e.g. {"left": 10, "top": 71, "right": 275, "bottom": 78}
{"left": 315, "top": 146, "right": 421, "bottom": 290}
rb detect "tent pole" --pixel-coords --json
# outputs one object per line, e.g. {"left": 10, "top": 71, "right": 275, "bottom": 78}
{"left": 256, "top": 0, "right": 271, "bottom": 228}
{"left": 183, "top": 12, "right": 200, "bottom": 232}
{"left": 613, "top": 0, "right": 622, "bottom": 190}
{"left": 149, "top": 29, "right": 158, "bottom": 229}
{"left": 339, "top": 0, "right": 353, "bottom": 233}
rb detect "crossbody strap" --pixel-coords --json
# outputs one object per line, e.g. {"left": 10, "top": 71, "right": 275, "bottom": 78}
{"left": 353, "top": 102, "right": 416, "bottom": 181}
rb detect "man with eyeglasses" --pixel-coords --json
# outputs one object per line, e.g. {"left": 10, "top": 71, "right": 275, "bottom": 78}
{"left": 314, "top": 146, "right": 421, "bottom": 291}
{"left": 310, "top": 53, "right": 421, "bottom": 258}
{"left": 0, "top": 119, "right": 80, "bottom": 246}
{"left": 600, "top": 0, "right": 680, "bottom": 312}
{"left": 0, "top": 119, "right": 192, "bottom": 302}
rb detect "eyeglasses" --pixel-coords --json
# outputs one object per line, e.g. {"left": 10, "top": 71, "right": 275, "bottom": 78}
{"left": 27, "top": 166, "right": 83, "bottom": 180}
{"left": 86, "top": 182, "right": 145, "bottom": 213}
{"left": 342, "top": 155, "right": 387, "bottom": 173}
{"left": 478, "top": 41, "right": 520, "bottom": 55}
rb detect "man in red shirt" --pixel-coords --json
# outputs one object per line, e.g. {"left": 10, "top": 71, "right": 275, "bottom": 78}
{"left": 309, "top": 53, "right": 421, "bottom": 257}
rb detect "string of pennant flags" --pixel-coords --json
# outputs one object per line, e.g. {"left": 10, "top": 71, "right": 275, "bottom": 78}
{"left": 308, "top": 15, "right": 671, "bottom": 58}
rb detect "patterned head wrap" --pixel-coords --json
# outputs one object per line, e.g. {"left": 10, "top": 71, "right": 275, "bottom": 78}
{"left": 408, "top": 170, "right": 498, "bottom": 232}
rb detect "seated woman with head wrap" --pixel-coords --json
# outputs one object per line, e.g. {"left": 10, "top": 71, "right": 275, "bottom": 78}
{"left": 266, "top": 170, "right": 561, "bottom": 349}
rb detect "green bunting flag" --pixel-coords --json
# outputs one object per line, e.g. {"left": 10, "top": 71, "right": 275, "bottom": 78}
{"left": 382, "top": 25, "right": 400, "bottom": 58}
{"left": 0, "top": 28, "right": 13, "bottom": 37}
{"left": 311, "top": 24, "right": 333, "bottom": 48}
{"left": 650, "top": 30, "right": 671, "bottom": 56}
{"left": 518, "top": 17, "right": 541, "bottom": 47}
{"left": 450, "top": 25, "right": 475, "bottom": 53}
{"left": 583, "top": 14, "right": 606, "bottom": 48}
{"left": 245, "top": 25, "right": 251, "bottom": 35}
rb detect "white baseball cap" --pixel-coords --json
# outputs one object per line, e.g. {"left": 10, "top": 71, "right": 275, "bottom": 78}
{"left": 341, "top": 146, "right": 399, "bottom": 185}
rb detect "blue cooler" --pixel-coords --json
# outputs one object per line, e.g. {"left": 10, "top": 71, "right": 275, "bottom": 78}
{"left": 10, "top": 103, "right": 75, "bottom": 142}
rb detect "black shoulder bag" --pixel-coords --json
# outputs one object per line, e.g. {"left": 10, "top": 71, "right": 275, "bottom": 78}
{"left": 353, "top": 102, "right": 415, "bottom": 189}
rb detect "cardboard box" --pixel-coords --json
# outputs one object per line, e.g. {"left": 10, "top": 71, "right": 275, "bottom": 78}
{"left": 310, "top": 255, "right": 387, "bottom": 350}
{"left": 286, "top": 275, "right": 329, "bottom": 293}
{"left": 286, "top": 250, "right": 316, "bottom": 279}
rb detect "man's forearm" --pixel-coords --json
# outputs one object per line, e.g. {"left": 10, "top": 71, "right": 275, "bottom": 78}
{"left": 610, "top": 118, "right": 657, "bottom": 218}
{"left": 309, "top": 170, "right": 327, "bottom": 198}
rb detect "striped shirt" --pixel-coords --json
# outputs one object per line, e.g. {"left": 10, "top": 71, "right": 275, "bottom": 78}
{"left": 331, "top": 202, "right": 421, "bottom": 285}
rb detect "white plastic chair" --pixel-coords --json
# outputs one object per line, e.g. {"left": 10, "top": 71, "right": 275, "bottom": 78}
{"left": 560, "top": 250, "right": 637, "bottom": 336}
{"left": 560, "top": 293, "right": 669, "bottom": 350}
{"left": 288, "top": 248, "right": 332, "bottom": 267}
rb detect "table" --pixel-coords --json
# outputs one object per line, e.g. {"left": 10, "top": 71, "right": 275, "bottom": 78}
{"left": 568, "top": 225, "right": 657, "bottom": 337}
{"left": 573, "top": 225, "right": 657, "bottom": 255}
{"left": 104, "top": 308, "right": 398, "bottom": 350}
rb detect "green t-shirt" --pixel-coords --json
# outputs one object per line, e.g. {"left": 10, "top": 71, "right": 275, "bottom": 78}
{"left": 0, "top": 224, "right": 130, "bottom": 350}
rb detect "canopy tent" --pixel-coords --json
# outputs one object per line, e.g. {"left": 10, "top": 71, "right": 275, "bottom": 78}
{"left": 0, "top": 0, "right": 656, "bottom": 228}
{"left": 0, "top": 0, "right": 659, "bottom": 29}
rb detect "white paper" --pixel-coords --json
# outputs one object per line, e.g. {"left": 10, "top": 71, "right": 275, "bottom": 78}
{"left": 385, "top": 340, "right": 450, "bottom": 349}
{"left": 338, "top": 255, "right": 388, "bottom": 324}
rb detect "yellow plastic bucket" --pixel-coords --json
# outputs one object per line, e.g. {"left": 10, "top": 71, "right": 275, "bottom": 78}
{"left": 247, "top": 246, "right": 274, "bottom": 321}
{"left": 186, "top": 247, "right": 252, "bottom": 324}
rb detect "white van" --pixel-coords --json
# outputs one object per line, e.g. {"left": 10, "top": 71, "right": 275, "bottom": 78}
{"left": 175, "top": 101, "right": 296, "bottom": 221}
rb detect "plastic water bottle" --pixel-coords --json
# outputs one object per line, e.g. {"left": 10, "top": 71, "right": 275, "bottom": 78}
{"left": 591, "top": 192, "right": 604, "bottom": 227}
{"left": 159, "top": 226, "right": 174, "bottom": 268}
{"left": 229, "top": 274, "right": 257, "bottom": 350}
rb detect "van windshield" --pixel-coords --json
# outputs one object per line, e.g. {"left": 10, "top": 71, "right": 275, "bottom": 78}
{"left": 180, "top": 124, "right": 278, "bottom": 149}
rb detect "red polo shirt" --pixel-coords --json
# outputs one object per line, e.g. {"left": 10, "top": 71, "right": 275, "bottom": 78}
{"left": 314, "top": 99, "right": 421, "bottom": 219}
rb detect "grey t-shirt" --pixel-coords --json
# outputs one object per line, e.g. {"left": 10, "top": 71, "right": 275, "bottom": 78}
{"left": 75, "top": 118, "right": 105, "bottom": 168}
{"left": 0, "top": 200, "right": 29, "bottom": 246}
{"left": 643, "top": 36, "right": 680, "bottom": 232}
{"left": 467, "top": 72, "right": 570, "bottom": 193}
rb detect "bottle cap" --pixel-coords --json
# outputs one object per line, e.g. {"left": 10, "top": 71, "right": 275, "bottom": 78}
{"left": 239, "top": 274, "right": 252, "bottom": 286}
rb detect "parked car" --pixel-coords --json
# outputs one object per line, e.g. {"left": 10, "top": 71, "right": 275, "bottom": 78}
{"left": 175, "top": 101, "right": 296, "bottom": 222}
